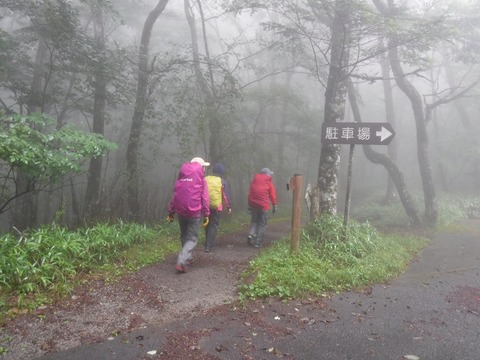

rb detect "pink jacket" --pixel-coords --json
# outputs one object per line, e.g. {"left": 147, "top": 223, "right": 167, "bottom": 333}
{"left": 168, "top": 162, "right": 210, "bottom": 218}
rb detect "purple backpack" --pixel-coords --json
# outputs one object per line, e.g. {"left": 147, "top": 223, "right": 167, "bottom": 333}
{"left": 170, "top": 162, "right": 209, "bottom": 217}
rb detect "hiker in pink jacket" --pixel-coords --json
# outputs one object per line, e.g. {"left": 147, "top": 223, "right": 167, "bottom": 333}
{"left": 167, "top": 157, "right": 211, "bottom": 273}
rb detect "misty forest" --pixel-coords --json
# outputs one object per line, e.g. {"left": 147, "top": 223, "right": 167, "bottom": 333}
{"left": 1, "top": 0, "right": 480, "bottom": 234}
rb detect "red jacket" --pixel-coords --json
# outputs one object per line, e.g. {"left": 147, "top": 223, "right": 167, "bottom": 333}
{"left": 248, "top": 173, "right": 277, "bottom": 210}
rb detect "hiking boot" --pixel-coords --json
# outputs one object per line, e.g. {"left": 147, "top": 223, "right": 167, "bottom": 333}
{"left": 205, "top": 248, "right": 212, "bottom": 253}
{"left": 254, "top": 243, "right": 261, "bottom": 248}
{"left": 247, "top": 235, "right": 254, "bottom": 245}
{"left": 175, "top": 263, "right": 188, "bottom": 273}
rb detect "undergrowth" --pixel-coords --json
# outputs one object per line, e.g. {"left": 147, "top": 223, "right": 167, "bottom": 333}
{"left": 1, "top": 192, "right": 476, "bottom": 318}
{"left": 238, "top": 192, "right": 479, "bottom": 301}
{"left": 0, "top": 221, "right": 179, "bottom": 316}
{"left": 238, "top": 215, "right": 428, "bottom": 301}
{"left": 0, "top": 211, "right": 260, "bottom": 319}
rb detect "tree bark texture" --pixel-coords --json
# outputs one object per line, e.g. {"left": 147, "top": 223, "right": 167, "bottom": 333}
{"left": 314, "top": 0, "right": 351, "bottom": 217}
{"left": 126, "top": 0, "right": 169, "bottom": 220}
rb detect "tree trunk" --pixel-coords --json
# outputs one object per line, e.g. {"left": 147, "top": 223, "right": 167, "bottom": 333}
{"left": 184, "top": 0, "right": 221, "bottom": 163}
{"left": 388, "top": 45, "right": 437, "bottom": 226}
{"left": 276, "top": 72, "right": 293, "bottom": 204}
{"left": 380, "top": 54, "right": 398, "bottom": 204}
{"left": 85, "top": 0, "right": 107, "bottom": 219}
{"left": 347, "top": 79, "right": 421, "bottom": 225}
{"left": 197, "top": 0, "right": 222, "bottom": 163}
{"left": 13, "top": 37, "right": 48, "bottom": 231}
{"left": 313, "top": 0, "right": 351, "bottom": 218}
{"left": 70, "top": 175, "right": 81, "bottom": 226}
{"left": 373, "top": 0, "right": 437, "bottom": 226}
{"left": 126, "top": 0, "right": 169, "bottom": 220}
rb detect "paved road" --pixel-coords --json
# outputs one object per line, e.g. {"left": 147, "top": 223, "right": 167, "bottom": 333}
{"left": 39, "top": 220, "right": 480, "bottom": 360}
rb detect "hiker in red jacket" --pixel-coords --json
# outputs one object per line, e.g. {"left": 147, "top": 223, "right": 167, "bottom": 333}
{"left": 247, "top": 168, "right": 277, "bottom": 248}
{"left": 167, "top": 157, "right": 210, "bottom": 273}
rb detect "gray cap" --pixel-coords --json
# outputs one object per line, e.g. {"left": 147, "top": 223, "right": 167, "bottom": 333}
{"left": 260, "top": 168, "right": 274, "bottom": 176}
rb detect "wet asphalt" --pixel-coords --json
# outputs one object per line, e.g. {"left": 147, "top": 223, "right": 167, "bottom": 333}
{"left": 39, "top": 220, "right": 480, "bottom": 360}
{"left": 277, "top": 220, "right": 480, "bottom": 360}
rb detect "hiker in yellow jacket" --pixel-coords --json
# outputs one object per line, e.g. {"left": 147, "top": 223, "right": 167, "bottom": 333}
{"left": 204, "top": 163, "right": 231, "bottom": 252}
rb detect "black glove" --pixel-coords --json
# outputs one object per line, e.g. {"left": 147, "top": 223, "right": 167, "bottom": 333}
{"left": 272, "top": 205, "right": 277, "bottom": 216}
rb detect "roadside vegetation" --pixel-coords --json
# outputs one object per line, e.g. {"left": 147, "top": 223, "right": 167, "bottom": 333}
{"left": 0, "top": 214, "right": 249, "bottom": 322}
{"left": 237, "top": 193, "right": 479, "bottom": 301}
{"left": 0, "top": 222, "right": 178, "bottom": 319}
{"left": 238, "top": 215, "right": 427, "bottom": 301}
{"left": 0, "top": 193, "right": 477, "bottom": 321}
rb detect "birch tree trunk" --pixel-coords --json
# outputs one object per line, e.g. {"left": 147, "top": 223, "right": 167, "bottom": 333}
{"left": 313, "top": 0, "right": 351, "bottom": 218}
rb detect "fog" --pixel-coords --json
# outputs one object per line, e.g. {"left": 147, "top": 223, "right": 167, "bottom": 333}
{"left": 0, "top": 0, "right": 479, "bottom": 232}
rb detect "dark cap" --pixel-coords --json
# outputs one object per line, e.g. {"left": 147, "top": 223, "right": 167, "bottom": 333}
{"left": 212, "top": 163, "right": 225, "bottom": 175}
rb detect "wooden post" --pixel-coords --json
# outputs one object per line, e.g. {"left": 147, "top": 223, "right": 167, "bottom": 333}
{"left": 290, "top": 174, "right": 302, "bottom": 253}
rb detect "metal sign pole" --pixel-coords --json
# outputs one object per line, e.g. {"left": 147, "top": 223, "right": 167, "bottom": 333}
{"left": 343, "top": 144, "right": 355, "bottom": 240}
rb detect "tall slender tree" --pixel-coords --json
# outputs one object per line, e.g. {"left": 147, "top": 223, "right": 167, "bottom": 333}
{"left": 8, "top": 0, "right": 79, "bottom": 231}
{"left": 85, "top": 0, "right": 107, "bottom": 219}
{"left": 347, "top": 79, "right": 421, "bottom": 225}
{"left": 380, "top": 49, "right": 397, "bottom": 204}
{"left": 313, "top": 0, "right": 352, "bottom": 217}
{"left": 126, "top": 0, "right": 170, "bottom": 220}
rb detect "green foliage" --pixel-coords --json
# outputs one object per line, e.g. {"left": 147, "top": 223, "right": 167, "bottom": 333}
{"left": 239, "top": 194, "right": 480, "bottom": 300}
{"left": 0, "top": 211, "right": 256, "bottom": 318}
{"left": 0, "top": 112, "right": 117, "bottom": 214}
{"left": 0, "top": 112, "right": 117, "bottom": 180}
{"left": 0, "top": 221, "right": 179, "bottom": 313}
{"left": 238, "top": 215, "right": 427, "bottom": 301}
